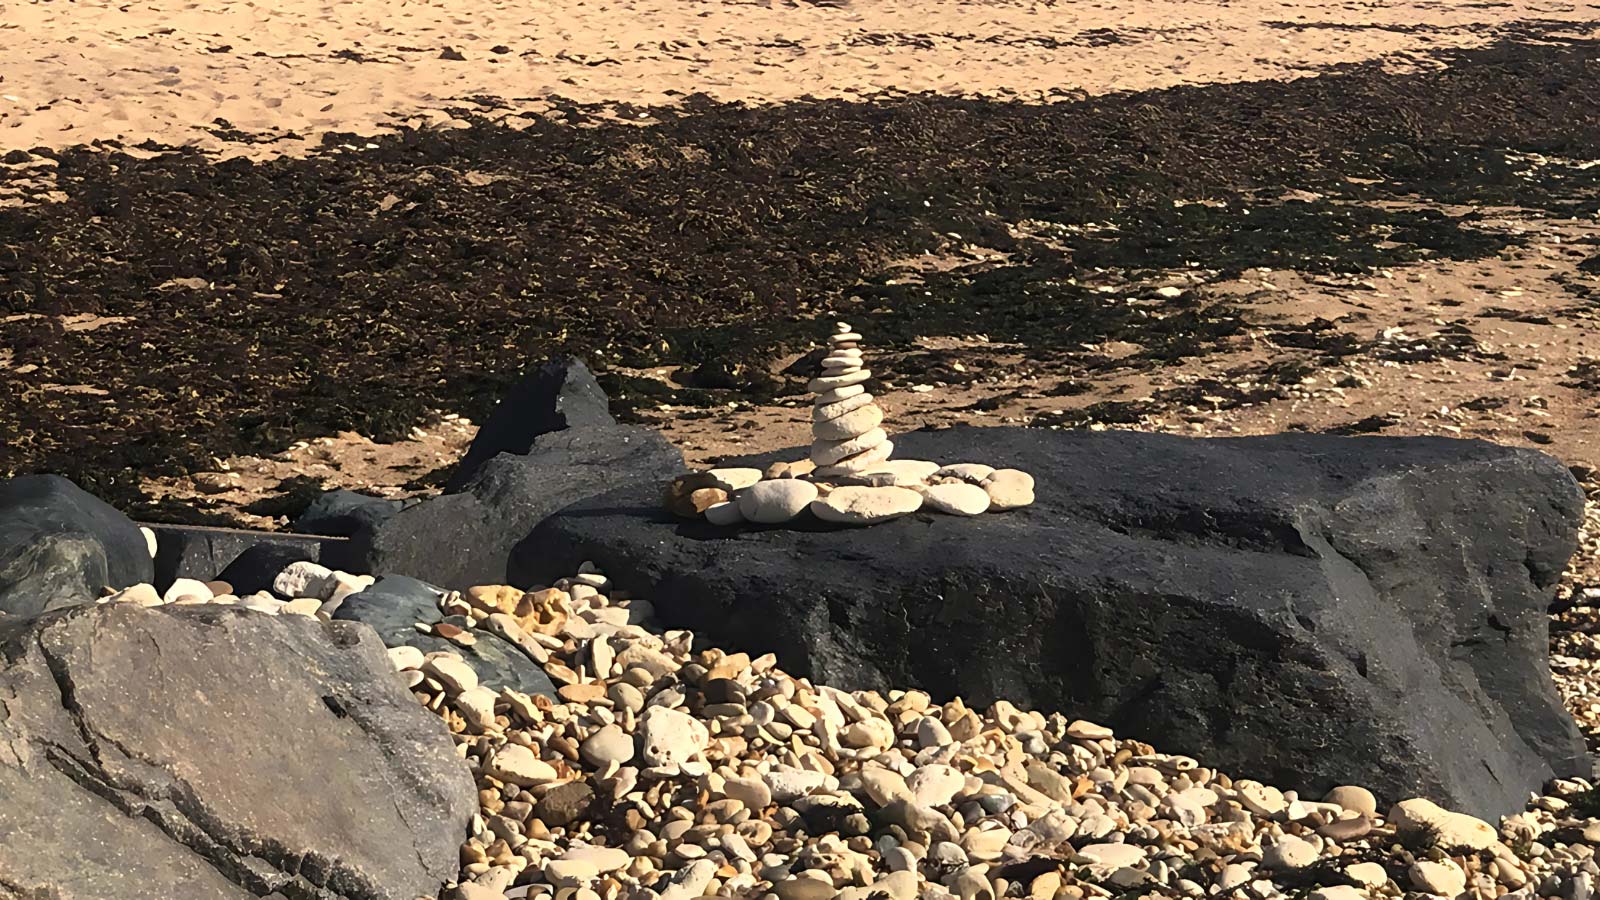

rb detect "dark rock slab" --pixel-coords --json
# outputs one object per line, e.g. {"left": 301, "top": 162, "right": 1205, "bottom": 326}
{"left": 289, "top": 490, "right": 406, "bottom": 572}
{"left": 333, "top": 575, "right": 556, "bottom": 698}
{"left": 0, "top": 474, "right": 152, "bottom": 616}
{"left": 293, "top": 489, "right": 405, "bottom": 538}
{"left": 517, "top": 426, "right": 1589, "bottom": 820}
{"left": 445, "top": 356, "right": 615, "bottom": 493}
{"left": 362, "top": 424, "right": 683, "bottom": 591}
{"left": 147, "top": 523, "right": 347, "bottom": 593}
{"left": 0, "top": 602, "right": 475, "bottom": 899}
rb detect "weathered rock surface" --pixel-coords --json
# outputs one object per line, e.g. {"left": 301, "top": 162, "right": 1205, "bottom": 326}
{"left": 363, "top": 425, "right": 683, "bottom": 590}
{"left": 293, "top": 489, "right": 406, "bottom": 539}
{"left": 333, "top": 575, "right": 557, "bottom": 698}
{"left": 446, "top": 356, "right": 615, "bottom": 493}
{"left": 148, "top": 523, "right": 346, "bottom": 593}
{"left": 0, "top": 602, "right": 475, "bottom": 899}
{"left": 518, "top": 426, "right": 1588, "bottom": 819}
{"left": 0, "top": 474, "right": 152, "bottom": 616}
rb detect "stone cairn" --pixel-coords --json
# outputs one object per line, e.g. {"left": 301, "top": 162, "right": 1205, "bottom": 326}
{"left": 809, "top": 322, "right": 891, "bottom": 477}
{"left": 665, "top": 322, "right": 1035, "bottom": 527}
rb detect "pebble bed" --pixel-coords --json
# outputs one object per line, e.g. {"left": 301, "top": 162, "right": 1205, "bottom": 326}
{"left": 373, "top": 564, "right": 1600, "bottom": 900}
{"left": 1551, "top": 469, "right": 1600, "bottom": 755}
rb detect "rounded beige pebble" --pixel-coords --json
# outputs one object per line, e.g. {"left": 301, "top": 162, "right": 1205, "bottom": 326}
{"left": 240, "top": 595, "right": 287, "bottom": 615}
{"left": 813, "top": 392, "right": 875, "bottom": 421}
{"left": 812, "top": 428, "right": 889, "bottom": 466}
{"left": 1323, "top": 784, "right": 1378, "bottom": 816}
{"left": 813, "top": 404, "right": 884, "bottom": 441}
{"left": 580, "top": 724, "right": 635, "bottom": 767}
{"left": 1309, "top": 888, "right": 1367, "bottom": 900}
{"left": 841, "top": 717, "right": 896, "bottom": 749}
{"left": 1235, "top": 781, "right": 1287, "bottom": 816}
{"left": 859, "top": 459, "right": 940, "bottom": 486}
{"left": 707, "top": 467, "right": 763, "bottom": 491}
{"left": 811, "top": 485, "right": 923, "bottom": 525}
{"left": 163, "top": 577, "right": 213, "bottom": 604}
{"left": 907, "top": 764, "right": 964, "bottom": 807}
{"left": 814, "top": 440, "right": 894, "bottom": 477}
{"left": 422, "top": 655, "right": 478, "bottom": 694}
{"left": 982, "top": 468, "right": 1036, "bottom": 510}
{"left": 961, "top": 823, "right": 1012, "bottom": 860}
{"left": 544, "top": 858, "right": 599, "bottom": 887}
{"left": 107, "top": 583, "right": 162, "bottom": 607}
{"left": 388, "top": 646, "right": 426, "bottom": 671}
{"left": 454, "top": 685, "right": 498, "bottom": 730}
{"left": 765, "top": 458, "right": 817, "bottom": 480}
{"left": 775, "top": 872, "right": 837, "bottom": 900}
{"left": 639, "top": 706, "right": 710, "bottom": 766}
{"left": 1078, "top": 843, "right": 1146, "bottom": 868}
{"left": 1345, "top": 862, "right": 1389, "bottom": 888}
{"left": 922, "top": 482, "right": 991, "bottom": 516}
{"left": 485, "top": 743, "right": 557, "bottom": 786}
{"left": 867, "top": 870, "right": 917, "bottom": 900}
{"left": 1262, "top": 835, "right": 1318, "bottom": 869}
{"left": 949, "top": 867, "right": 992, "bottom": 900}
{"left": 815, "top": 384, "right": 867, "bottom": 405}
{"left": 1388, "top": 797, "right": 1498, "bottom": 850}
{"left": 704, "top": 500, "right": 746, "bottom": 526}
{"left": 271, "top": 560, "right": 335, "bottom": 600}
{"left": 140, "top": 526, "right": 158, "bottom": 558}
{"left": 935, "top": 463, "right": 996, "bottom": 482}
{"left": 282, "top": 597, "right": 323, "bottom": 617}
{"left": 764, "top": 766, "right": 827, "bottom": 802}
{"left": 1066, "top": 719, "right": 1114, "bottom": 740}
{"left": 722, "top": 773, "right": 773, "bottom": 810}
{"left": 559, "top": 845, "right": 630, "bottom": 873}
{"left": 858, "top": 767, "right": 913, "bottom": 807}
{"left": 808, "top": 369, "right": 871, "bottom": 393}
{"left": 738, "top": 480, "right": 819, "bottom": 524}
{"left": 657, "top": 859, "right": 719, "bottom": 900}
{"left": 1409, "top": 859, "right": 1466, "bottom": 896}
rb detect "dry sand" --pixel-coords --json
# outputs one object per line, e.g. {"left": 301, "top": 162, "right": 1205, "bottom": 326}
{"left": 3, "top": 0, "right": 1599, "bottom": 157}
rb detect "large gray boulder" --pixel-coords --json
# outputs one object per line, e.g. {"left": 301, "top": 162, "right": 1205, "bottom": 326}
{"left": 0, "top": 474, "right": 152, "bottom": 616}
{"left": 0, "top": 602, "right": 475, "bottom": 899}
{"left": 515, "top": 426, "right": 1589, "bottom": 820}
{"left": 446, "top": 356, "right": 615, "bottom": 493}
{"left": 362, "top": 424, "right": 684, "bottom": 591}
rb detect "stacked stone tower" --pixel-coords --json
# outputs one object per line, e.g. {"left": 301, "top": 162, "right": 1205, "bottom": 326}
{"left": 809, "top": 322, "right": 892, "bottom": 477}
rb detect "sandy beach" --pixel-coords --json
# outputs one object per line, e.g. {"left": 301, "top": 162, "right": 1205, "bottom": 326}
{"left": 3, "top": 0, "right": 1599, "bottom": 156}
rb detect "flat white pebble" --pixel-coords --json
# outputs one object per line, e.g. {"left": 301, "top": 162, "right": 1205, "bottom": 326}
{"left": 921, "top": 482, "right": 991, "bottom": 515}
